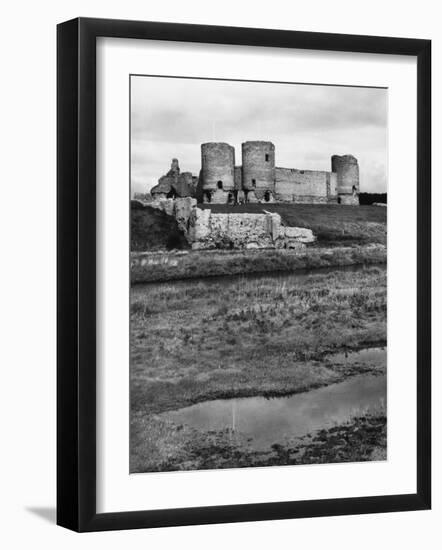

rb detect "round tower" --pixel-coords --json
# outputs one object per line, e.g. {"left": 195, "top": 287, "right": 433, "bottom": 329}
{"left": 241, "top": 141, "right": 275, "bottom": 202}
{"left": 331, "top": 154, "right": 360, "bottom": 205}
{"left": 201, "top": 143, "right": 235, "bottom": 203}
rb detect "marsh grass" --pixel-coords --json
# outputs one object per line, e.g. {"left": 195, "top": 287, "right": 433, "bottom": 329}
{"left": 130, "top": 266, "right": 386, "bottom": 423}
{"left": 131, "top": 244, "right": 386, "bottom": 284}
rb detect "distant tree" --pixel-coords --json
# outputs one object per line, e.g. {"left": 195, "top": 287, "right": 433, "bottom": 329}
{"left": 359, "top": 193, "right": 387, "bottom": 206}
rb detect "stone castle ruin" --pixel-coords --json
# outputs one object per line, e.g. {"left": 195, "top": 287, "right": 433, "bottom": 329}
{"left": 149, "top": 158, "right": 199, "bottom": 200}
{"left": 147, "top": 141, "right": 360, "bottom": 206}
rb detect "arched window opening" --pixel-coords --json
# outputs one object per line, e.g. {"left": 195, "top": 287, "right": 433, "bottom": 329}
{"left": 265, "top": 154, "right": 269, "bottom": 162}
{"left": 252, "top": 179, "right": 256, "bottom": 188}
{"left": 264, "top": 190, "right": 271, "bottom": 202}
{"left": 217, "top": 180, "right": 223, "bottom": 189}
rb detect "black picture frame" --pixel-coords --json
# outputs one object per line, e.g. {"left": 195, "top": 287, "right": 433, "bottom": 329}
{"left": 57, "top": 17, "right": 431, "bottom": 532}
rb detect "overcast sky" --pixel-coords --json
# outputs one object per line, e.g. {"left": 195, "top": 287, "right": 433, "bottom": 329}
{"left": 131, "top": 76, "right": 387, "bottom": 195}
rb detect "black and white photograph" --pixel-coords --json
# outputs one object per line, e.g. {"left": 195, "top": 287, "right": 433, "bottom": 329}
{"left": 0, "top": 0, "right": 435, "bottom": 543}
{"left": 130, "top": 75, "right": 388, "bottom": 473}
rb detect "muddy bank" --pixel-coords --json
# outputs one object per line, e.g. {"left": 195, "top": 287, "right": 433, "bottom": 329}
{"left": 131, "top": 411, "right": 386, "bottom": 473}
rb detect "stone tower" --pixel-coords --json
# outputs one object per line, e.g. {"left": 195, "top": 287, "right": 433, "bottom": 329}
{"left": 331, "top": 154, "right": 360, "bottom": 205}
{"left": 201, "top": 142, "right": 235, "bottom": 203}
{"left": 241, "top": 141, "right": 275, "bottom": 202}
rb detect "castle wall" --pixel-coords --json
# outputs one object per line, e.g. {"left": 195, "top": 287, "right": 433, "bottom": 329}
{"left": 329, "top": 172, "right": 337, "bottom": 197}
{"left": 274, "top": 168, "right": 334, "bottom": 203}
{"left": 234, "top": 166, "right": 243, "bottom": 189}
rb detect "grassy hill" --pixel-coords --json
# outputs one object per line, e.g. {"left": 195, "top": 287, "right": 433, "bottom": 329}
{"left": 131, "top": 202, "right": 189, "bottom": 251}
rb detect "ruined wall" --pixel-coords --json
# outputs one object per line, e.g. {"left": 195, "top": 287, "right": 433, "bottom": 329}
{"left": 151, "top": 158, "right": 179, "bottom": 198}
{"left": 241, "top": 141, "right": 275, "bottom": 198}
{"left": 186, "top": 208, "right": 314, "bottom": 250}
{"left": 173, "top": 172, "right": 196, "bottom": 198}
{"left": 188, "top": 209, "right": 281, "bottom": 249}
{"left": 151, "top": 159, "right": 198, "bottom": 199}
{"left": 148, "top": 197, "right": 197, "bottom": 231}
{"left": 201, "top": 143, "right": 235, "bottom": 203}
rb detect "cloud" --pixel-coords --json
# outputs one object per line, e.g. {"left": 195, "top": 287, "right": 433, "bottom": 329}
{"left": 131, "top": 76, "right": 387, "bottom": 194}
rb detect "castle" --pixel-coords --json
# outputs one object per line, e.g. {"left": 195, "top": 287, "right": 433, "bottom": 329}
{"left": 147, "top": 141, "right": 360, "bottom": 205}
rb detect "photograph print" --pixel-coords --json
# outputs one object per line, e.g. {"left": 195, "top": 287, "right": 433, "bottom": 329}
{"left": 130, "top": 75, "right": 387, "bottom": 474}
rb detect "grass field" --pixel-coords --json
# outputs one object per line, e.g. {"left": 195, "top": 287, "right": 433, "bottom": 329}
{"left": 130, "top": 265, "right": 387, "bottom": 472}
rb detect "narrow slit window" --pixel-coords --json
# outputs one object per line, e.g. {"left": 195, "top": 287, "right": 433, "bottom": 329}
{"left": 265, "top": 154, "right": 269, "bottom": 162}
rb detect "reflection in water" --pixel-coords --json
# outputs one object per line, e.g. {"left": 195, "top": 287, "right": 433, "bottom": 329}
{"left": 166, "top": 351, "right": 386, "bottom": 450}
